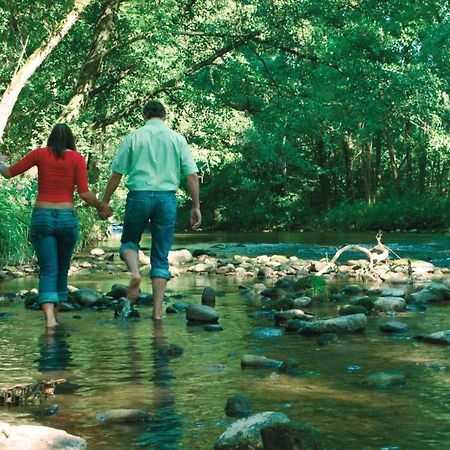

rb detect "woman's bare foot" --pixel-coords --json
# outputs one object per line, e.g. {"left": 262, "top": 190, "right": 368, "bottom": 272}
{"left": 127, "top": 276, "right": 141, "bottom": 303}
{"left": 46, "top": 320, "right": 59, "bottom": 328}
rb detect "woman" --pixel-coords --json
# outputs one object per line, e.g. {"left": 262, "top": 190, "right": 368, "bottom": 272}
{"left": 0, "top": 124, "right": 110, "bottom": 327}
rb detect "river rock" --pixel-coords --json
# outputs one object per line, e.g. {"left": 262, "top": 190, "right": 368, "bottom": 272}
{"left": 260, "top": 422, "right": 324, "bottom": 450}
{"left": 96, "top": 409, "right": 151, "bottom": 423}
{"left": 186, "top": 304, "right": 219, "bottom": 323}
{"left": 292, "top": 296, "right": 313, "bottom": 307}
{"left": 411, "top": 261, "right": 435, "bottom": 273}
{"left": 373, "top": 297, "right": 406, "bottom": 312}
{"left": 274, "top": 309, "right": 313, "bottom": 322}
{"left": 168, "top": 249, "right": 193, "bottom": 266}
{"left": 381, "top": 288, "right": 406, "bottom": 297}
{"left": 425, "top": 282, "right": 450, "bottom": 300}
{"left": 342, "top": 284, "right": 364, "bottom": 295}
{"left": 414, "top": 330, "right": 450, "bottom": 345}
{"left": 201, "top": 287, "right": 216, "bottom": 306}
{"left": 107, "top": 284, "right": 129, "bottom": 299}
{"left": 166, "top": 301, "right": 190, "bottom": 313}
{"left": 90, "top": 248, "right": 105, "bottom": 257}
{"left": 0, "top": 421, "right": 86, "bottom": 449}
{"left": 71, "top": 288, "right": 101, "bottom": 306}
{"left": 214, "top": 411, "right": 290, "bottom": 450}
{"left": 338, "top": 305, "right": 368, "bottom": 316}
{"left": 225, "top": 395, "right": 253, "bottom": 418}
{"left": 204, "top": 324, "right": 224, "bottom": 332}
{"left": 252, "top": 327, "right": 283, "bottom": 338}
{"left": 379, "top": 320, "right": 409, "bottom": 333}
{"left": 408, "top": 288, "right": 444, "bottom": 304}
{"left": 293, "top": 313, "right": 367, "bottom": 335}
{"left": 241, "top": 354, "right": 283, "bottom": 369}
{"left": 362, "top": 370, "right": 406, "bottom": 388}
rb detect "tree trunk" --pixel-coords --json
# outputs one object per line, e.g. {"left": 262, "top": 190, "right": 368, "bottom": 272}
{"left": 361, "top": 141, "right": 374, "bottom": 204}
{"left": 342, "top": 131, "right": 354, "bottom": 200}
{"left": 386, "top": 134, "right": 401, "bottom": 195}
{"left": 316, "top": 136, "right": 330, "bottom": 210}
{"left": 0, "top": 0, "right": 92, "bottom": 142}
{"left": 60, "top": 0, "right": 121, "bottom": 123}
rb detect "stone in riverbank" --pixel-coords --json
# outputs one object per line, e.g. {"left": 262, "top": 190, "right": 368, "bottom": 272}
{"left": 241, "top": 354, "right": 283, "bottom": 369}
{"left": 0, "top": 421, "right": 86, "bottom": 449}
{"left": 261, "top": 422, "right": 324, "bottom": 450}
{"left": 186, "top": 304, "right": 219, "bottom": 323}
{"left": 414, "top": 330, "right": 450, "bottom": 345}
{"left": 289, "top": 313, "right": 367, "bottom": 335}
{"left": 225, "top": 395, "right": 253, "bottom": 418}
{"left": 214, "top": 411, "right": 290, "bottom": 450}
{"left": 362, "top": 370, "right": 406, "bottom": 388}
{"left": 96, "top": 409, "right": 151, "bottom": 424}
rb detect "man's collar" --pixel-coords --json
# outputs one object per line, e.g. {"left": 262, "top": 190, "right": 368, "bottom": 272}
{"left": 144, "top": 118, "right": 165, "bottom": 126}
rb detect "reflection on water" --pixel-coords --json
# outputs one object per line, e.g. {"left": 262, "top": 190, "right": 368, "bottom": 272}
{"left": 36, "top": 327, "right": 72, "bottom": 375}
{"left": 136, "top": 321, "right": 184, "bottom": 449}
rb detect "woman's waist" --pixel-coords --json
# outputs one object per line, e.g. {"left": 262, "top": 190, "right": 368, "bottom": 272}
{"left": 34, "top": 201, "right": 74, "bottom": 210}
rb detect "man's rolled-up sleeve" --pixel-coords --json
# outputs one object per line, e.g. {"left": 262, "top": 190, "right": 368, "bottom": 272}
{"left": 180, "top": 137, "right": 198, "bottom": 176}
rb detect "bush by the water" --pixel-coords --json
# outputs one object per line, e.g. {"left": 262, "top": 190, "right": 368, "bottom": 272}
{"left": 0, "top": 176, "right": 107, "bottom": 263}
{"left": 324, "top": 196, "right": 450, "bottom": 231}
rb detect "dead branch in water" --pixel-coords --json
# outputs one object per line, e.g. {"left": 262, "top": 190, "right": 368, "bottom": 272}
{"left": 0, "top": 379, "right": 66, "bottom": 406}
{"left": 317, "top": 231, "right": 390, "bottom": 275}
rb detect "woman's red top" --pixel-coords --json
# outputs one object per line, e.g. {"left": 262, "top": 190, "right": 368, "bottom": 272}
{"left": 8, "top": 147, "right": 89, "bottom": 202}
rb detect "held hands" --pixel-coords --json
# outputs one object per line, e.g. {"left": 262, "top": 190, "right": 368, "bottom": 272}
{"left": 190, "top": 207, "right": 201, "bottom": 230}
{"left": 98, "top": 201, "right": 113, "bottom": 220}
{"left": 0, "top": 154, "right": 7, "bottom": 163}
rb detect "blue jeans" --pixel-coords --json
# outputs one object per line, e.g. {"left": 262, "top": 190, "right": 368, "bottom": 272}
{"left": 29, "top": 209, "right": 79, "bottom": 304}
{"left": 120, "top": 191, "right": 177, "bottom": 280}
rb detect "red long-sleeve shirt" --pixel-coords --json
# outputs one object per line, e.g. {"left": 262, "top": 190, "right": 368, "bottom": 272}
{"left": 8, "top": 147, "right": 89, "bottom": 202}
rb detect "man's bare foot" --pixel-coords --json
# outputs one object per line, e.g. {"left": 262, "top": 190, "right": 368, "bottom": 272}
{"left": 127, "top": 276, "right": 141, "bottom": 302}
{"left": 45, "top": 320, "right": 59, "bottom": 328}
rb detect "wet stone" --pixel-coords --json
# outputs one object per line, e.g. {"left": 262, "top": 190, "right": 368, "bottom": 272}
{"left": 379, "top": 320, "right": 409, "bottom": 333}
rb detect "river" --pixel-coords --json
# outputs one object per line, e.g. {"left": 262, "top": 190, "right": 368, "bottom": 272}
{"left": 0, "top": 231, "right": 449, "bottom": 449}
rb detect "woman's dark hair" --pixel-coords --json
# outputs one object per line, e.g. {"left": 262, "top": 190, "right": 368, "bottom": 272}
{"left": 47, "top": 123, "right": 76, "bottom": 159}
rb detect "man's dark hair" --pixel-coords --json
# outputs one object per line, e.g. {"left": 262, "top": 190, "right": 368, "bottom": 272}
{"left": 47, "top": 123, "right": 76, "bottom": 159}
{"left": 143, "top": 101, "right": 166, "bottom": 119}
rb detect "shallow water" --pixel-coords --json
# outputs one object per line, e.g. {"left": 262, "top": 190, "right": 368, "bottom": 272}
{"left": 110, "top": 230, "right": 450, "bottom": 268}
{"left": 1, "top": 271, "right": 449, "bottom": 450}
{"left": 0, "top": 232, "right": 449, "bottom": 449}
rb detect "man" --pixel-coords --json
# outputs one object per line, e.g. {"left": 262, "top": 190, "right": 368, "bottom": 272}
{"left": 100, "top": 101, "right": 201, "bottom": 320}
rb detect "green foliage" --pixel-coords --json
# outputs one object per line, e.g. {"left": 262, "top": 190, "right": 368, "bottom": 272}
{"left": 0, "top": 0, "right": 449, "bottom": 244}
{"left": 0, "top": 177, "right": 35, "bottom": 262}
{"left": 324, "top": 196, "right": 450, "bottom": 231}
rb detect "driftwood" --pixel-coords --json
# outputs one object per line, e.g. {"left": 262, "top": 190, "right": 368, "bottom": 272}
{"left": 0, "top": 379, "right": 66, "bottom": 406}
{"left": 317, "top": 231, "right": 390, "bottom": 276}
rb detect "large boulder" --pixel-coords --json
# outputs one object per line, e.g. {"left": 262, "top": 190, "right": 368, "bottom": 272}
{"left": 214, "top": 411, "right": 290, "bottom": 450}
{"left": 261, "top": 422, "right": 324, "bottom": 450}
{"left": 293, "top": 313, "right": 367, "bottom": 335}
{"left": 0, "top": 421, "right": 86, "bottom": 449}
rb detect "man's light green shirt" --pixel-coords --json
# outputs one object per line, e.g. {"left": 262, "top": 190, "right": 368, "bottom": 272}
{"left": 111, "top": 119, "right": 198, "bottom": 191}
